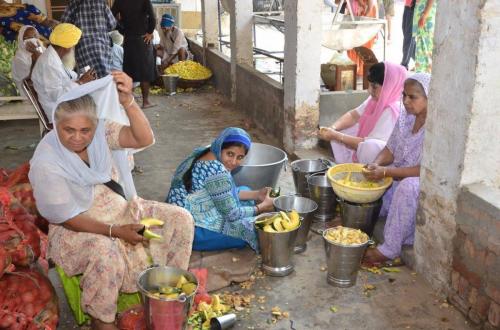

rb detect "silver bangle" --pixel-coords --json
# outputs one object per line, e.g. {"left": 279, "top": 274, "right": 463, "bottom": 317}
{"left": 109, "top": 224, "right": 116, "bottom": 241}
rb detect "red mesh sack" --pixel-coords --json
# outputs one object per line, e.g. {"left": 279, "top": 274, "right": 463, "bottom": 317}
{"left": 0, "top": 163, "right": 30, "bottom": 188}
{"left": 0, "top": 267, "right": 59, "bottom": 329}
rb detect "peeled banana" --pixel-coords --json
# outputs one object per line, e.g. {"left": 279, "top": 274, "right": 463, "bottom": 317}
{"left": 139, "top": 218, "right": 164, "bottom": 240}
{"left": 257, "top": 210, "right": 300, "bottom": 233}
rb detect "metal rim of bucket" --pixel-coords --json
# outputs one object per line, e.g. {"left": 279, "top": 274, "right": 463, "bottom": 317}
{"left": 290, "top": 159, "right": 331, "bottom": 173}
{"left": 272, "top": 195, "right": 318, "bottom": 214}
{"left": 262, "top": 264, "right": 294, "bottom": 277}
{"left": 136, "top": 265, "right": 199, "bottom": 302}
{"left": 337, "top": 197, "right": 382, "bottom": 207}
{"left": 240, "top": 143, "right": 288, "bottom": 168}
{"left": 306, "top": 171, "right": 331, "bottom": 186}
{"left": 322, "top": 227, "right": 373, "bottom": 248}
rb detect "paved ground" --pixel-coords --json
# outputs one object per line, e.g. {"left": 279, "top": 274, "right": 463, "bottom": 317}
{"left": 0, "top": 86, "right": 475, "bottom": 330}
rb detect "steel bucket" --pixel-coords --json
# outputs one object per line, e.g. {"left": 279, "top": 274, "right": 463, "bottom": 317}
{"left": 254, "top": 212, "right": 301, "bottom": 276}
{"left": 291, "top": 159, "right": 331, "bottom": 196}
{"left": 162, "top": 74, "right": 179, "bottom": 95}
{"left": 307, "top": 172, "right": 337, "bottom": 222}
{"left": 232, "top": 143, "right": 287, "bottom": 190}
{"left": 323, "top": 229, "right": 373, "bottom": 287}
{"left": 339, "top": 198, "right": 382, "bottom": 236}
{"left": 137, "top": 266, "right": 198, "bottom": 330}
{"left": 273, "top": 195, "right": 318, "bottom": 254}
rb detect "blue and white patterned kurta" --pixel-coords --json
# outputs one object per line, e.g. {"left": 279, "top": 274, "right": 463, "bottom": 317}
{"left": 167, "top": 160, "right": 258, "bottom": 250}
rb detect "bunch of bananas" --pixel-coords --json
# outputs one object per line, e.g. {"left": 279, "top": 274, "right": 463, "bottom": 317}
{"left": 150, "top": 275, "right": 197, "bottom": 300}
{"left": 164, "top": 60, "right": 212, "bottom": 80}
{"left": 324, "top": 226, "right": 369, "bottom": 245}
{"left": 139, "top": 218, "right": 164, "bottom": 240}
{"left": 255, "top": 211, "right": 300, "bottom": 233}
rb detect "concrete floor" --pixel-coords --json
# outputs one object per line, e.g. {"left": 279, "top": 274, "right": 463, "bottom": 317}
{"left": 0, "top": 89, "right": 474, "bottom": 330}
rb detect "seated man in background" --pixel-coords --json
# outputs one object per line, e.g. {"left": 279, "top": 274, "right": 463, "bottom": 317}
{"left": 109, "top": 30, "right": 124, "bottom": 71}
{"left": 158, "top": 14, "right": 192, "bottom": 71}
{"left": 31, "top": 23, "right": 95, "bottom": 121}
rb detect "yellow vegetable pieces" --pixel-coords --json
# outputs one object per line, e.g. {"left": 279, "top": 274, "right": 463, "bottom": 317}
{"left": 140, "top": 218, "right": 164, "bottom": 240}
{"left": 256, "top": 210, "right": 300, "bottom": 233}
{"left": 164, "top": 60, "right": 212, "bottom": 80}
{"left": 189, "top": 294, "right": 231, "bottom": 329}
{"left": 324, "top": 226, "right": 369, "bottom": 245}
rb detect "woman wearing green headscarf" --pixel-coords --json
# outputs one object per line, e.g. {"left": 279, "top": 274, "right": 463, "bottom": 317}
{"left": 167, "top": 128, "right": 275, "bottom": 251}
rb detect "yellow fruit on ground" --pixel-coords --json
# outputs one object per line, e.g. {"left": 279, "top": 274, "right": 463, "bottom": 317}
{"left": 164, "top": 60, "right": 212, "bottom": 80}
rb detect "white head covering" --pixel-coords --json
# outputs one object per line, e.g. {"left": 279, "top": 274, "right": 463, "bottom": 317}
{"left": 110, "top": 30, "right": 124, "bottom": 46}
{"left": 29, "top": 76, "right": 142, "bottom": 223}
{"left": 11, "top": 25, "right": 45, "bottom": 94}
{"left": 407, "top": 72, "right": 431, "bottom": 97}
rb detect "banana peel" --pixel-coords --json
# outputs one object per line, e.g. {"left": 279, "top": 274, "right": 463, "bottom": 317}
{"left": 139, "top": 218, "right": 164, "bottom": 240}
{"left": 257, "top": 210, "right": 300, "bottom": 233}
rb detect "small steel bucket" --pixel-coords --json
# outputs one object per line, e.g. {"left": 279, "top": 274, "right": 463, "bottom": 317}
{"left": 339, "top": 198, "right": 382, "bottom": 236}
{"left": 273, "top": 195, "right": 317, "bottom": 253}
{"left": 162, "top": 74, "right": 179, "bottom": 95}
{"left": 323, "top": 228, "right": 373, "bottom": 287}
{"left": 137, "top": 266, "right": 198, "bottom": 330}
{"left": 307, "top": 172, "right": 337, "bottom": 222}
{"left": 291, "top": 159, "right": 332, "bottom": 196}
{"left": 255, "top": 212, "right": 301, "bottom": 276}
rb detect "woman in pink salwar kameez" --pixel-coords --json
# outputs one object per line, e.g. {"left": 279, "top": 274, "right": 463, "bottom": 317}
{"left": 319, "top": 61, "right": 407, "bottom": 164}
{"left": 362, "top": 72, "right": 431, "bottom": 266}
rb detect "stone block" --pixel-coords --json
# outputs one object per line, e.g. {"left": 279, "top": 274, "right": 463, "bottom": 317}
{"left": 488, "top": 301, "right": 500, "bottom": 327}
{"left": 452, "top": 259, "right": 482, "bottom": 289}
{"left": 486, "top": 284, "right": 500, "bottom": 305}
{"left": 450, "top": 293, "right": 471, "bottom": 316}
{"left": 452, "top": 270, "right": 460, "bottom": 292}
{"left": 459, "top": 276, "right": 471, "bottom": 300}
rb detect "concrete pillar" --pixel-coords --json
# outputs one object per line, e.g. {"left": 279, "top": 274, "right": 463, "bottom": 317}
{"left": 283, "top": 0, "right": 322, "bottom": 152}
{"left": 201, "top": 0, "right": 219, "bottom": 49}
{"left": 415, "top": 0, "right": 500, "bottom": 293}
{"left": 229, "top": 0, "right": 254, "bottom": 102}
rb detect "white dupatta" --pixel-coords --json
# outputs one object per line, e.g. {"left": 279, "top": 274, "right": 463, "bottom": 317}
{"left": 29, "top": 76, "right": 146, "bottom": 223}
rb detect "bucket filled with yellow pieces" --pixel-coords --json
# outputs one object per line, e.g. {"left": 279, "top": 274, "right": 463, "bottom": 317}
{"left": 323, "top": 226, "right": 373, "bottom": 287}
{"left": 254, "top": 211, "right": 302, "bottom": 276}
{"left": 164, "top": 60, "right": 212, "bottom": 89}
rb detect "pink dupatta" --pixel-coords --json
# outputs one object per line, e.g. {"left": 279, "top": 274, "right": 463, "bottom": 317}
{"left": 356, "top": 62, "right": 407, "bottom": 139}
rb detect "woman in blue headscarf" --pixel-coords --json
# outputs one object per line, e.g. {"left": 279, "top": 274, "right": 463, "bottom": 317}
{"left": 167, "top": 127, "right": 275, "bottom": 251}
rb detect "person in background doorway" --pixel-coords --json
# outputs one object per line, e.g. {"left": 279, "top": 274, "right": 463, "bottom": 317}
{"left": 109, "top": 30, "right": 124, "bottom": 71}
{"left": 31, "top": 23, "right": 96, "bottom": 121}
{"left": 346, "top": 0, "right": 378, "bottom": 76}
{"left": 61, "top": 0, "right": 116, "bottom": 78}
{"left": 400, "top": 0, "right": 416, "bottom": 69}
{"left": 412, "top": 0, "right": 436, "bottom": 73}
{"left": 362, "top": 73, "right": 431, "bottom": 266}
{"left": 11, "top": 25, "right": 45, "bottom": 96}
{"left": 381, "top": 0, "right": 394, "bottom": 41}
{"left": 318, "top": 62, "right": 407, "bottom": 164}
{"left": 158, "top": 13, "right": 192, "bottom": 71}
{"left": 111, "top": 0, "right": 157, "bottom": 109}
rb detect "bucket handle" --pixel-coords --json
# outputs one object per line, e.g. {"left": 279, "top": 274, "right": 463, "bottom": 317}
{"left": 319, "top": 158, "right": 335, "bottom": 168}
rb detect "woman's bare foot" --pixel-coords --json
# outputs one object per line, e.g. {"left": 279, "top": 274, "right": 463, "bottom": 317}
{"left": 91, "top": 318, "right": 118, "bottom": 330}
{"left": 362, "top": 247, "right": 390, "bottom": 267}
{"left": 141, "top": 100, "right": 157, "bottom": 109}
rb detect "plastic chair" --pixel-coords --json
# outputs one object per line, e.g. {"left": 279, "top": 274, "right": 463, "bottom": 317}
{"left": 22, "top": 78, "right": 52, "bottom": 136}
{"left": 55, "top": 266, "right": 142, "bottom": 326}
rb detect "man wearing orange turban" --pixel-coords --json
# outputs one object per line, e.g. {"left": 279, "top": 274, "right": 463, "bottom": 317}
{"left": 31, "top": 23, "right": 96, "bottom": 121}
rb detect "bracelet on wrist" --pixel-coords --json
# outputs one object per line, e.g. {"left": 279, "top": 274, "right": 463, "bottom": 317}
{"left": 383, "top": 167, "right": 387, "bottom": 178}
{"left": 109, "top": 224, "right": 116, "bottom": 241}
{"left": 124, "top": 95, "right": 135, "bottom": 110}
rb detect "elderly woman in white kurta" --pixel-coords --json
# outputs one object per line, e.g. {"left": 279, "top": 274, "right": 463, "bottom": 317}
{"left": 29, "top": 72, "right": 194, "bottom": 330}
{"left": 11, "top": 25, "right": 45, "bottom": 96}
